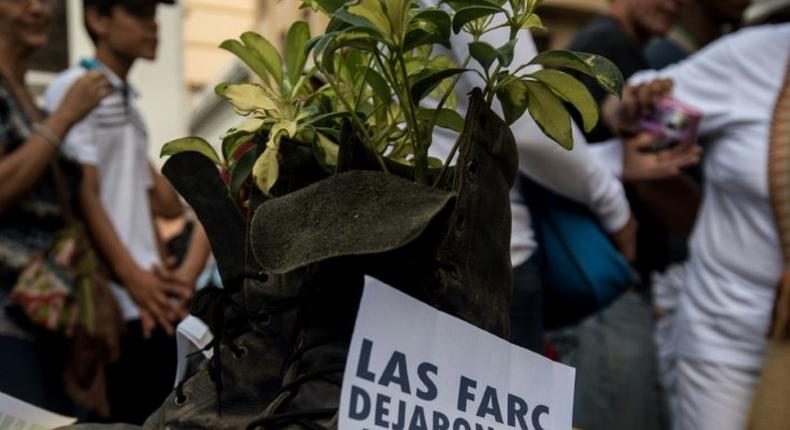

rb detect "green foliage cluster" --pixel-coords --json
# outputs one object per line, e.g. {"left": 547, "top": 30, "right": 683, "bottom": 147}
{"left": 162, "top": 0, "right": 623, "bottom": 199}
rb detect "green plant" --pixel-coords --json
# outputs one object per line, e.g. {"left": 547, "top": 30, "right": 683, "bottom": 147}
{"left": 162, "top": 0, "right": 623, "bottom": 195}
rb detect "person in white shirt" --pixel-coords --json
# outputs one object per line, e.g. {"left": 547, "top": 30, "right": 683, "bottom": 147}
{"left": 420, "top": 1, "right": 698, "bottom": 357}
{"left": 604, "top": 16, "right": 790, "bottom": 430}
{"left": 44, "top": 0, "right": 209, "bottom": 423}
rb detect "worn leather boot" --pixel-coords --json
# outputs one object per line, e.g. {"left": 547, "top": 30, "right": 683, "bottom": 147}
{"left": 245, "top": 89, "right": 517, "bottom": 429}
{"left": 143, "top": 144, "right": 324, "bottom": 429}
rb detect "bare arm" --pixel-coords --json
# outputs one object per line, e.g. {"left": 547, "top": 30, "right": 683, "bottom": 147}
{"left": 80, "top": 164, "right": 188, "bottom": 335}
{"left": 0, "top": 114, "right": 73, "bottom": 213}
{"left": 148, "top": 163, "right": 183, "bottom": 219}
{"left": 0, "top": 72, "right": 110, "bottom": 213}
{"left": 173, "top": 221, "right": 212, "bottom": 287}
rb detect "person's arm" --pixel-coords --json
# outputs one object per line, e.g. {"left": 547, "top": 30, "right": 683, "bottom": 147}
{"left": 0, "top": 72, "right": 110, "bottom": 213}
{"left": 172, "top": 221, "right": 211, "bottom": 288}
{"left": 79, "top": 165, "right": 189, "bottom": 335}
{"left": 516, "top": 118, "right": 632, "bottom": 230}
{"left": 603, "top": 31, "right": 736, "bottom": 137}
{"left": 587, "top": 134, "right": 702, "bottom": 181}
{"left": 148, "top": 162, "right": 183, "bottom": 219}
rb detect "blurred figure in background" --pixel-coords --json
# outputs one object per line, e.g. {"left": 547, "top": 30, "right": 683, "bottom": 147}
{"left": 562, "top": 1, "right": 689, "bottom": 429}
{"left": 640, "top": 0, "right": 750, "bottom": 420}
{"left": 645, "top": 0, "right": 750, "bottom": 69}
{"left": 44, "top": 0, "right": 209, "bottom": 423}
{"left": 603, "top": 2, "right": 790, "bottom": 426}
{"left": 0, "top": 0, "right": 111, "bottom": 413}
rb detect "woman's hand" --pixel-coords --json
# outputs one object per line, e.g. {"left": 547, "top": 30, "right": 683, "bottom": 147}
{"left": 51, "top": 70, "right": 112, "bottom": 126}
{"left": 622, "top": 132, "right": 702, "bottom": 182}
{"left": 603, "top": 78, "right": 674, "bottom": 134}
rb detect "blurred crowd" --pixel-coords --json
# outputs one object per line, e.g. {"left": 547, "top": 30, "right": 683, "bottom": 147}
{"left": 0, "top": 0, "right": 789, "bottom": 429}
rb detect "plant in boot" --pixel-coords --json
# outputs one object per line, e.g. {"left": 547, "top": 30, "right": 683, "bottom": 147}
{"left": 163, "top": 1, "right": 623, "bottom": 195}
{"left": 145, "top": 2, "right": 627, "bottom": 430}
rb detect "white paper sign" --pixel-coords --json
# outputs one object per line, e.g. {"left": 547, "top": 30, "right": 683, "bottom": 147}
{"left": 0, "top": 392, "right": 76, "bottom": 429}
{"left": 339, "top": 281, "right": 575, "bottom": 430}
{"left": 174, "top": 315, "right": 214, "bottom": 387}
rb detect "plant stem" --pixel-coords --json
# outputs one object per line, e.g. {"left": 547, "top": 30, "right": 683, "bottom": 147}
{"left": 427, "top": 53, "right": 471, "bottom": 134}
{"left": 432, "top": 133, "right": 462, "bottom": 188}
{"left": 325, "top": 73, "right": 389, "bottom": 173}
{"left": 395, "top": 51, "right": 427, "bottom": 184}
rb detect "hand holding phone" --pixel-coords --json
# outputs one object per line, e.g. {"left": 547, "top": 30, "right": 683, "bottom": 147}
{"left": 639, "top": 98, "right": 702, "bottom": 151}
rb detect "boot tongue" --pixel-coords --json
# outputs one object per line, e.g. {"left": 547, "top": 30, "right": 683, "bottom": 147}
{"left": 250, "top": 170, "right": 455, "bottom": 274}
{"left": 163, "top": 152, "right": 247, "bottom": 288}
{"left": 464, "top": 88, "right": 519, "bottom": 189}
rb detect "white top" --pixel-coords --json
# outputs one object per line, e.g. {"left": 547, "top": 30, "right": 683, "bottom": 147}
{"left": 632, "top": 24, "right": 790, "bottom": 368}
{"left": 44, "top": 66, "right": 160, "bottom": 321}
{"left": 428, "top": 15, "right": 631, "bottom": 267}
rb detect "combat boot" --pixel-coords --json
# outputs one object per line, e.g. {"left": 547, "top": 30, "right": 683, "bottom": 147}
{"left": 244, "top": 89, "right": 517, "bottom": 429}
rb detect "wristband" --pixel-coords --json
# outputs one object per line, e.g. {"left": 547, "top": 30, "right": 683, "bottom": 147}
{"left": 32, "top": 123, "right": 62, "bottom": 148}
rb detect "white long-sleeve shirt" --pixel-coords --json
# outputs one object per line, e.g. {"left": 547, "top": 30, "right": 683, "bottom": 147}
{"left": 631, "top": 24, "right": 790, "bottom": 369}
{"left": 426, "top": 11, "right": 631, "bottom": 266}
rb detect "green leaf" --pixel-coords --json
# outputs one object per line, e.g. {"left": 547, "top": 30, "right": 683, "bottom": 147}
{"left": 286, "top": 22, "right": 311, "bottom": 88}
{"left": 384, "top": 0, "right": 410, "bottom": 41}
{"left": 219, "top": 40, "right": 271, "bottom": 84}
{"left": 161, "top": 137, "right": 221, "bottom": 165}
{"left": 452, "top": 5, "right": 502, "bottom": 34}
{"left": 215, "top": 83, "right": 278, "bottom": 114}
{"left": 528, "top": 50, "right": 624, "bottom": 98}
{"left": 364, "top": 67, "right": 391, "bottom": 103}
{"left": 222, "top": 133, "right": 251, "bottom": 162}
{"left": 427, "top": 156, "right": 444, "bottom": 169}
{"left": 347, "top": 0, "right": 391, "bottom": 35}
{"left": 301, "top": 0, "right": 347, "bottom": 13}
{"left": 468, "top": 41, "right": 497, "bottom": 70}
{"left": 495, "top": 79, "right": 529, "bottom": 125}
{"left": 240, "top": 32, "right": 284, "bottom": 86}
{"left": 524, "top": 80, "right": 574, "bottom": 149}
{"left": 321, "top": 30, "right": 378, "bottom": 73}
{"left": 271, "top": 120, "right": 298, "bottom": 142}
{"left": 301, "top": 111, "right": 354, "bottom": 127}
{"left": 410, "top": 68, "right": 468, "bottom": 102}
{"left": 416, "top": 107, "right": 465, "bottom": 132}
{"left": 495, "top": 39, "right": 516, "bottom": 67}
{"left": 530, "top": 69, "right": 599, "bottom": 133}
{"left": 332, "top": 8, "right": 379, "bottom": 31}
{"left": 440, "top": 0, "right": 502, "bottom": 9}
{"left": 252, "top": 145, "right": 280, "bottom": 195}
{"left": 229, "top": 148, "right": 256, "bottom": 203}
{"left": 314, "top": 132, "right": 339, "bottom": 167}
{"left": 521, "top": 13, "right": 545, "bottom": 30}
{"left": 404, "top": 9, "right": 451, "bottom": 50}
{"left": 222, "top": 118, "right": 265, "bottom": 138}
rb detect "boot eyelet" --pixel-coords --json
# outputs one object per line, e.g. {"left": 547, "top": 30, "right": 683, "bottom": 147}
{"left": 233, "top": 346, "right": 248, "bottom": 360}
{"left": 174, "top": 394, "right": 188, "bottom": 406}
{"left": 455, "top": 213, "right": 465, "bottom": 228}
{"left": 466, "top": 161, "right": 478, "bottom": 178}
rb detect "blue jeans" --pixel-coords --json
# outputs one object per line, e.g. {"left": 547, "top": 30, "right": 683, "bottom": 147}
{"left": 510, "top": 256, "right": 544, "bottom": 354}
{"left": 558, "top": 290, "right": 668, "bottom": 430}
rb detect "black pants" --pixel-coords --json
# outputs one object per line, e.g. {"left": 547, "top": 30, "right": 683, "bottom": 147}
{"left": 509, "top": 255, "right": 544, "bottom": 354}
{"left": 94, "top": 321, "right": 177, "bottom": 424}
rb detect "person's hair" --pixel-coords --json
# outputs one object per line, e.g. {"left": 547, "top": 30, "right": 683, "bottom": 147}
{"left": 82, "top": 0, "right": 117, "bottom": 45}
